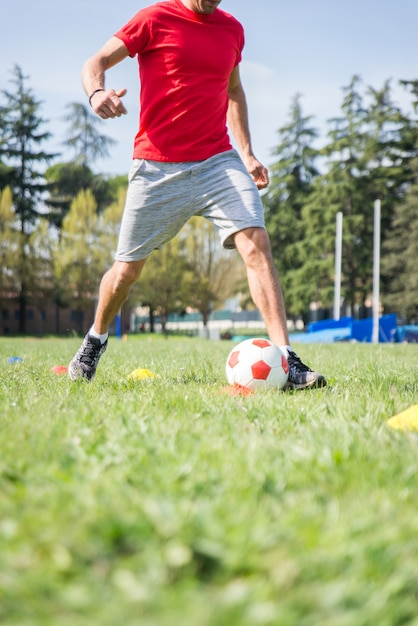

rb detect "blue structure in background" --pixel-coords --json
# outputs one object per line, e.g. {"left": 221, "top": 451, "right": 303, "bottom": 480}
{"left": 115, "top": 313, "right": 122, "bottom": 339}
{"left": 394, "top": 325, "right": 418, "bottom": 343}
{"left": 289, "top": 314, "right": 409, "bottom": 344}
{"left": 159, "top": 308, "right": 418, "bottom": 344}
{"left": 349, "top": 314, "right": 397, "bottom": 343}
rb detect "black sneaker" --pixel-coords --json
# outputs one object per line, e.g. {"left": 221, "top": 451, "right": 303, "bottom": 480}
{"left": 286, "top": 350, "right": 326, "bottom": 390}
{"left": 68, "top": 334, "right": 107, "bottom": 381}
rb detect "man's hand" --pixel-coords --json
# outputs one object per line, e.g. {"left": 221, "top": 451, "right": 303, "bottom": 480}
{"left": 91, "top": 88, "right": 128, "bottom": 119}
{"left": 243, "top": 156, "right": 269, "bottom": 190}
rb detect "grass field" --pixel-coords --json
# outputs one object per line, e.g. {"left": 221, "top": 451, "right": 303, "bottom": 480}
{"left": 1, "top": 335, "right": 418, "bottom": 626}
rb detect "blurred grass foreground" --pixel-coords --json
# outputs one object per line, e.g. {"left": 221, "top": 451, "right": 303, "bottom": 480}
{"left": 1, "top": 335, "right": 418, "bottom": 626}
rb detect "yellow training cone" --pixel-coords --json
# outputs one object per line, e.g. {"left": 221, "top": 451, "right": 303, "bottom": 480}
{"left": 387, "top": 405, "right": 418, "bottom": 431}
{"left": 127, "top": 368, "right": 157, "bottom": 381}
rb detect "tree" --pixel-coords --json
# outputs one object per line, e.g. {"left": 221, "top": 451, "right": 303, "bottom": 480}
{"left": 0, "top": 160, "right": 15, "bottom": 193}
{"left": 0, "top": 186, "right": 20, "bottom": 333}
{"left": 182, "top": 217, "right": 245, "bottom": 337}
{"left": 0, "top": 65, "right": 57, "bottom": 331}
{"left": 400, "top": 79, "right": 418, "bottom": 110}
{"left": 54, "top": 190, "right": 104, "bottom": 334}
{"left": 44, "top": 161, "right": 120, "bottom": 228}
{"left": 263, "top": 94, "right": 320, "bottom": 318}
{"left": 381, "top": 161, "right": 418, "bottom": 322}
{"left": 26, "top": 219, "right": 57, "bottom": 332}
{"left": 0, "top": 65, "right": 57, "bottom": 231}
{"left": 97, "top": 187, "right": 126, "bottom": 260}
{"left": 138, "top": 237, "right": 191, "bottom": 335}
{"left": 62, "top": 102, "right": 116, "bottom": 166}
{"left": 294, "top": 76, "right": 418, "bottom": 318}
{"left": 302, "top": 76, "right": 375, "bottom": 315}
{"left": 364, "top": 80, "right": 418, "bottom": 229}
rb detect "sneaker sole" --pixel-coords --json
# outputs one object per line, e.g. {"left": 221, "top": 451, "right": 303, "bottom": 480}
{"left": 285, "top": 376, "right": 327, "bottom": 391}
{"left": 68, "top": 363, "right": 95, "bottom": 381}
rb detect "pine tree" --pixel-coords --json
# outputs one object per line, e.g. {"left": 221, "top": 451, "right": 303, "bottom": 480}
{"left": 0, "top": 65, "right": 57, "bottom": 231}
{"left": 0, "top": 65, "right": 58, "bottom": 331}
{"left": 381, "top": 162, "right": 418, "bottom": 322}
{"left": 297, "top": 76, "right": 418, "bottom": 318}
{"left": 364, "top": 80, "right": 418, "bottom": 231}
{"left": 63, "top": 102, "right": 116, "bottom": 165}
{"left": 263, "top": 94, "right": 320, "bottom": 318}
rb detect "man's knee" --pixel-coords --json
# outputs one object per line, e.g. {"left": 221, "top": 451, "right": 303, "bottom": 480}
{"left": 234, "top": 227, "right": 272, "bottom": 264}
{"left": 110, "top": 260, "right": 145, "bottom": 291}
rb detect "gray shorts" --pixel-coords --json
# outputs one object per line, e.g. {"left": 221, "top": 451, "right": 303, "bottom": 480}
{"left": 115, "top": 149, "right": 266, "bottom": 262}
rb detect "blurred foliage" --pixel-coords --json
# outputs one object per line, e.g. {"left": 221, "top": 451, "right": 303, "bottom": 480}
{"left": 1, "top": 67, "right": 418, "bottom": 329}
{"left": 264, "top": 76, "right": 418, "bottom": 322}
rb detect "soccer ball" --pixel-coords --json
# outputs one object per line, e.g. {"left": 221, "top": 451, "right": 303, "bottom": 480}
{"left": 225, "top": 338, "right": 289, "bottom": 391}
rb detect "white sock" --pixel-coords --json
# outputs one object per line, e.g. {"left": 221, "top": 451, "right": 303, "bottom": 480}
{"left": 279, "top": 345, "right": 292, "bottom": 357}
{"left": 89, "top": 325, "right": 109, "bottom": 345}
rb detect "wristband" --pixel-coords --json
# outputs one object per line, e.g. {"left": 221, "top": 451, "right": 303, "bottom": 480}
{"left": 88, "top": 88, "right": 105, "bottom": 107}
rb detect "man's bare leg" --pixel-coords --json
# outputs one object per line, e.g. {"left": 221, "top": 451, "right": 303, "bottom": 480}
{"left": 233, "top": 227, "right": 326, "bottom": 389}
{"left": 93, "top": 260, "right": 147, "bottom": 334}
{"left": 233, "top": 227, "right": 289, "bottom": 346}
{"left": 68, "top": 259, "right": 146, "bottom": 380}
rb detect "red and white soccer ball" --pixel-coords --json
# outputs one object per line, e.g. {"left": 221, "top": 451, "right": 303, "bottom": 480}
{"left": 225, "top": 338, "right": 289, "bottom": 391}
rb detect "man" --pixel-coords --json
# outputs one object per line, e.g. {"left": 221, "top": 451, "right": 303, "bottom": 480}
{"left": 69, "top": 0, "right": 326, "bottom": 390}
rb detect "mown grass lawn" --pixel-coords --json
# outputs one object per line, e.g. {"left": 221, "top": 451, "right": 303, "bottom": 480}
{"left": 1, "top": 335, "right": 418, "bottom": 626}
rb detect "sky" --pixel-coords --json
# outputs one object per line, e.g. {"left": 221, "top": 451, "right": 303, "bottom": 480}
{"left": 2, "top": 0, "right": 418, "bottom": 176}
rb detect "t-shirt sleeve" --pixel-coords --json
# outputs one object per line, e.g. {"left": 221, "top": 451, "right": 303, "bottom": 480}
{"left": 235, "top": 25, "right": 244, "bottom": 67}
{"left": 113, "top": 9, "right": 151, "bottom": 58}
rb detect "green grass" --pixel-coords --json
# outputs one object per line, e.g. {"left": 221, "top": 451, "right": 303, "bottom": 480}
{"left": 1, "top": 335, "right": 418, "bottom": 626}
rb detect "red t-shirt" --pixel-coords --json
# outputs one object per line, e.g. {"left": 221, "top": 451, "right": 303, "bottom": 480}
{"left": 114, "top": 0, "right": 244, "bottom": 162}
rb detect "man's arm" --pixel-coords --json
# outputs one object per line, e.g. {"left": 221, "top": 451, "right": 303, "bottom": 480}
{"left": 82, "top": 36, "right": 130, "bottom": 119}
{"left": 227, "top": 65, "right": 269, "bottom": 190}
